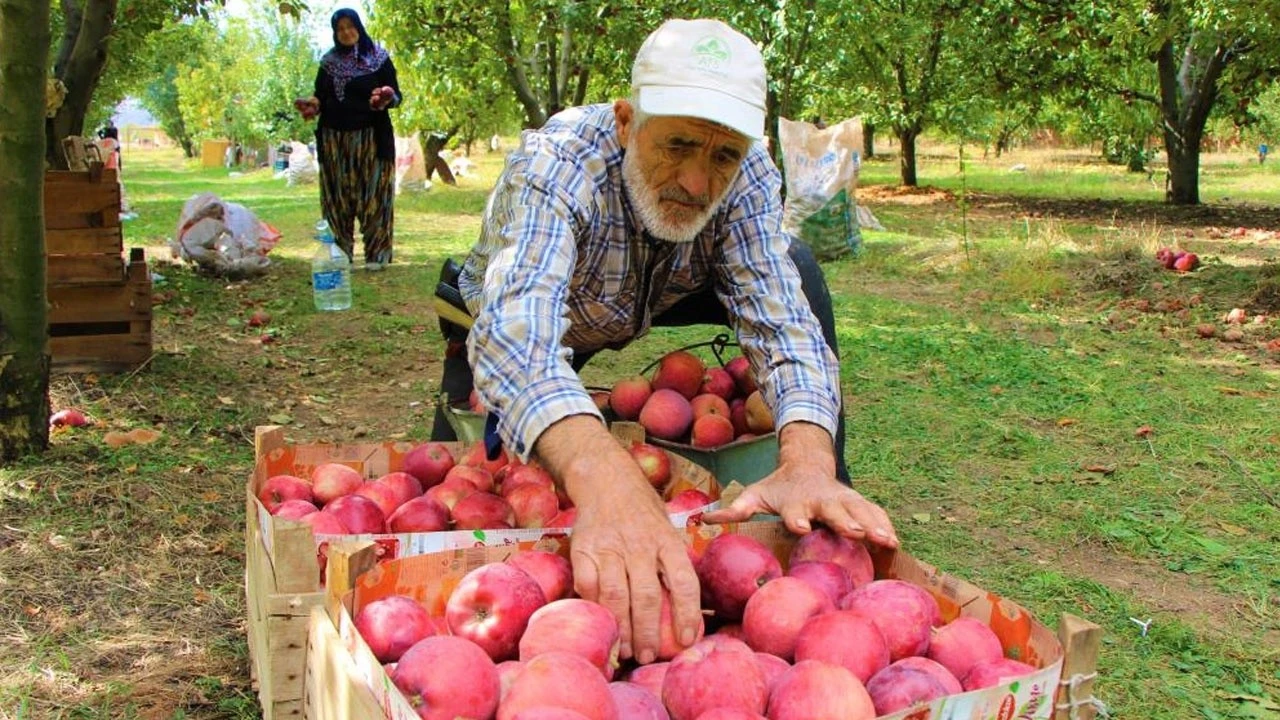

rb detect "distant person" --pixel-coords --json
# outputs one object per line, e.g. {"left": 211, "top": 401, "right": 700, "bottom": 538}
{"left": 1260, "top": 142, "right": 1269, "bottom": 165}
{"left": 294, "top": 8, "right": 402, "bottom": 271}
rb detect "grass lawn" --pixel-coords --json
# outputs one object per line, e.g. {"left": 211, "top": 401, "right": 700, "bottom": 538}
{"left": 1, "top": 140, "right": 1277, "bottom": 719}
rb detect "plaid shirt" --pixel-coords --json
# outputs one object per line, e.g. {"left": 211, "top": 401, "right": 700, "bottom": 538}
{"left": 459, "top": 104, "right": 840, "bottom": 459}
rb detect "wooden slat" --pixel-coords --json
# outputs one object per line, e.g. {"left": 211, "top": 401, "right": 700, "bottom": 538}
{"left": 305, "top": 606, "right": 385, "bottom": 720}
{"left": 265, "top": 613, "right": 310, "bottom": 702}
{"left": 46, "top": 227, "right": 123, "bottom": 255}
{"left": 1054, "top": 613, "right": 1103, "bottom": 720}
{"left": 265, "top": 699, "right": 302, "bottom": 720}
{"left": 44, "top": 174, "right": 120, "bottom": 214}
{"left": 48, "top": 269, "right": 149, "bottom": 324}
{"left": 47, "top": 254, "right": 125, "bottom": 286}
{"left": 50, "top": 332, "right": 151, "bottom": 371}
{"left": 44, "top": 169, "right": 119, "bottom": 185}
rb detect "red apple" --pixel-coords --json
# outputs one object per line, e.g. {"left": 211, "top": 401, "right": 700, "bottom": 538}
{"left": 926, "top": 616, "right": 1004, "bottom": 682}
{"left": 258, "top": 474, "right": 314, "bottom": 512}
{"left": 311, "top": 463, "right": 364, "bottom": 504}
{"left": 355, "top": 482, "right": 402, "bottom": 519}
{"left": 766, "top": 660, "right": 875, "bottom": 720}
{"left": 506, "top": 549, "right": 574, "bottom": 602}
{"left": 387, "top": 495, "right": 451, "bottom": 533}
{"left": 392, "top": 635, "right": 500, "bottom": 720}
{"left": 700, "top": 367, "right": 737, "bottom": 401}
{"left": 651, "top": 350, "right": 707, "bottom": 400}
{"left": 788, "top": 528, "right": 874, "bottom": 588}
{"left": 446, "top": 563, "right": 547, "bottom": 661}
{"left": 424, "top": 477, "right": 476, "bottom": 510}
{"left": 452, "top": 492, "right": 515, "bottom": 530}
{"left": 498, "top": 651, "right": 619, "bottom": 720}
{"left": 460, "top": 441, "right": 510, "bottom": 475}
{"left": 299, "top": 510, "right": 348, "bottom": 536}
{"left": 355, "top": 594, "right": 436, "bottom": 663}
{"left": 714, "top": 624, "right": 746, "bottom": 641}
{"left": 611, "top": 376, "right": 654, "bottom": 421}
{"left": 728, "top": 399, "right": 750, "bottom": 437}
{"left": 508, "top": 483, "right": 561, "bottom": 528}
{"left": 375, "top": 471, "right": 424, "bottom": 507}
{"left": 591, "top": 391, "right": 613, "bottom": 413}
{"left": 690, "top": 393, "right": 730, "bottom": 420}
{"left": 627, "top": 662, "right": 669, "bottom": 698}
{"left": 496, "top": 659, "right": 524, "bottom": 701}
{"left": 661, "top": 639, "right": 767, "bottom": 720}
{"left": 866, "top": 661, "right": 950, "bottom": 715}
{"left": 793, "top": 610, "right": 889, "bottom": 682}
{"left": 640, "top": 389, "right": 694, "bottom": 441}
{"left": 786, "top": 560, "right": 852, "bottom": 606}
{"left": 610, "top": 681, "right": 668, "bottom": 720}
{"left": 49, "top": 408, "right": 89, "bottom": 428}
{"left": 665, "top": 489, "right": 712, "bottom": 515}
{"left": 549, "top": 507, "right": 578, "bottom": 527}
{"left": 402, "top": 441, "right": 455, "bottom": 488}
{"left": 893, "top": 656, "right": 962, "bottom": 695}
{"left": 696, "top": 533, "right": 783, "bottom": 621}
{"left": 1174, "top": 252, "right": 1199, "bottom": 272}
{"left": 445, "top": 464, "right": 495, "bottom": 494}
{"left": 272, "top": 498, "right": 319, "bottom": 520}
{"left": 512, "top": 710, "right": 594, "bottom": 720}
{"left": 754, "top": 652, "right": 790, "bottom": 694}
{"left": 742, "top": 577, "right": 833, "bottom": 661}
{"left": 838, "top": 580, "right": 942, "bottom": 661}
{"left": 694, "top": 711, "right": 766, "bottom": 720}
{"left": 323, "top": 494, "right": 386, "bottom": 534}
{"left": 520, "top": 598, "right": 621, "bottom": 678}
{"left": 961, "top": 657, "right": 1037, "bottom": 692}
{"left": 691, "top": 414, "right": 735, "bottom": 448}
{"left": 500, "top": 464, "right": 556, "bottom": 498}
{"left": 743, "top": 391, "right": 773, "bottom": 434}
{"left": 724, "top": 356, "right": 757, "bottom": 396}
{"left": 629, "top": 443, "right": 672, "bottom": 490}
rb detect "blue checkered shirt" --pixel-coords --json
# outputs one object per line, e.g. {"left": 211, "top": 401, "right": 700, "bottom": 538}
{"left": 459, "top": 104, "right": 840, "bottom": 459}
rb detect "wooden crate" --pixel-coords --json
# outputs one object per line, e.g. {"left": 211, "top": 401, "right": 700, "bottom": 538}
{"left": 43, "top": 169, "right": 153, "bottom": 373}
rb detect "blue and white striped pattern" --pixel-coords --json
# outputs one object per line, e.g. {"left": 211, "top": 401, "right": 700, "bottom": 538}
{"left": 459, "top": 104, "right": 840, "bottom": 459}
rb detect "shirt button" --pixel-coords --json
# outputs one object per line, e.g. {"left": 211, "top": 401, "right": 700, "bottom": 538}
{"left": 515, "top": 440, "right": 526, "bottom": 454}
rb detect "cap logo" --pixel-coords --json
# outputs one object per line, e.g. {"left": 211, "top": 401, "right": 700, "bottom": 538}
{"left": 691, "top": 36, "right": 731, "bottom": 69}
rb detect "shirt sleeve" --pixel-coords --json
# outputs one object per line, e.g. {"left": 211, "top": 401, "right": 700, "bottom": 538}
{"left": 713, "top": 154, "right": 842, "bottom": 439}
{"left": 464, "top": 134, "right": 604, "bottom": 460}
{"left": 381, "top": 57, "right": 403, "bottom": 108}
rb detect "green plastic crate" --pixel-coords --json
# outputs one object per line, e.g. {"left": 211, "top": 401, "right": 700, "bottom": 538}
{"left": 439, "top": 394, "right": 486, "bottom": 444}
{"left": 649, "top": 432, "right": 779, "bottom": 487}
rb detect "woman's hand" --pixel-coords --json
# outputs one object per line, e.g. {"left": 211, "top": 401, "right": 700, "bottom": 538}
{"left": 370, "top": 86, "right": 395, "bottom": 111}
{"left": 294, "top": 97, "right": 319, "bottom": 120}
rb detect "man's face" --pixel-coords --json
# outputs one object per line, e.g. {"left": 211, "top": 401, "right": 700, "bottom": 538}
{"left": 336, "top": 18, "right": 359, "bottom": 48}
{"left": 618, "top": 105, "right": 751, "bottom": 242}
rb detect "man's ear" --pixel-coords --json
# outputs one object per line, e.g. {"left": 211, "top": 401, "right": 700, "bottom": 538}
{"left": 614, "top": 99, "right": 634, "bottom": 146}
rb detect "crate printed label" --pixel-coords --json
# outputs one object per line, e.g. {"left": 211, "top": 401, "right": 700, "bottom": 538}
{"left": 313, "top": 269, "right": 344, "bottom": 291}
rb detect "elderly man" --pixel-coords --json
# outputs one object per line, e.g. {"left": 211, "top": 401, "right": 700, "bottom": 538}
{"left": 432, "top": 18, "right": 898, "bottom": 665}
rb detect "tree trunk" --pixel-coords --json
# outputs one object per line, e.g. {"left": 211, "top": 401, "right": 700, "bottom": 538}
{"left": 1, "top": 0, "right": 53, "bottom": 461}
{"left": 862, "top": 123, "right": 875, "bottom": 159}
{"left": 896, "top": 126, "right": 919, "bottom": 187}
{"left": 45, "top": 0, "right": 117, "bottom": 169}
{"left": 1164, "top": 125, "right": 1200, "bottom": 204}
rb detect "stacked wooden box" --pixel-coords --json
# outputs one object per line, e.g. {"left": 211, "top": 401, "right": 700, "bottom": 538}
{"left": 44, "top": 169, "right": 152, "bottom": 372}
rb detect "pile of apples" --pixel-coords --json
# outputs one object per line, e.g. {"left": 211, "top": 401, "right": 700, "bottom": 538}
{"left": 257, "top": 438, "right": 713, "bottom": 538}
{"left": 356, "top": 529, "right": 1038, "bottom": 720}
{"left": 604, "top": 350, "right": 775, "bottom": 450}
{"left": 1155, "top": 247, "right": 1199, "bottom": 272}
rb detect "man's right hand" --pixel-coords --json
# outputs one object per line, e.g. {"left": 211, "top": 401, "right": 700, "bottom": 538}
{"left": 535, "top": 415, "right": 701, "bottom": 664}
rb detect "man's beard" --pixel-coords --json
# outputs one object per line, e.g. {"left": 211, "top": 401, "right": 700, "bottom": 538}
{"left": 622, "top": 134, "right": 730, "bottom": 243}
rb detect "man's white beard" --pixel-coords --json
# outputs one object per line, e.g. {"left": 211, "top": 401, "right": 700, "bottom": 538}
{"left": 622, "top": 133, "right": 728, "bottom": 243}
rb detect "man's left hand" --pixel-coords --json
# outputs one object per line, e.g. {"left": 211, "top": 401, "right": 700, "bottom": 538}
{"left": 702, "top": 422, "right": 898, "bottom": 548}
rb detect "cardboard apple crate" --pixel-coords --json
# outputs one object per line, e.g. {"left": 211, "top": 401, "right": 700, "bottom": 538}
{"left": 308, "top": 521, "right": 1102, "bottom": 720}
{"left": 43, "top": 169, "right": 153, "bottom": 373}
{"left": 245, "top": 423, "right": 719, "bottom": 720}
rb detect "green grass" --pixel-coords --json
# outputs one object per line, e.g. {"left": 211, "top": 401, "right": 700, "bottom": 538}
{"left": 2, "top": 143, "right": 1279, "bottom": 718}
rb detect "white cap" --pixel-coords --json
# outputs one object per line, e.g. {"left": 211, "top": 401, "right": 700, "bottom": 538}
{"left": 631, "top": 19, "right": 767, "bottom": 140}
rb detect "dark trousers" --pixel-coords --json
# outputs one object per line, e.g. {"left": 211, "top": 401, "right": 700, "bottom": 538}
{"left": 430, "top": 241, "right": 849, "bottom": 481}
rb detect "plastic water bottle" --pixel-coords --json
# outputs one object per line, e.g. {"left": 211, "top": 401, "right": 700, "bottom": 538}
{"left": 311, "top": 220, "right": 352, "bottom": 311}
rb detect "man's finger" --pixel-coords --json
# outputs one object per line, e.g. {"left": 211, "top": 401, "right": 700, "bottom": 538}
{"left": 818, "top": 496, "right": 866, "bottom": 540}
{"left": 570, "top": 549, "right": 601, "bottom": 603}
{"left": 843, "top": 494, "right": 898, "bottom": 547}
{"left": 701, "top": 490, "right": 762, "bottom": 524}
{"left": 627, "top": 556, "right": 664, "bottom": 665}
{"left": 659, "top": 539, "right": 702, "bottom": 652}
{"left": 597, "top": 556, "right": 633, "bottom": 660}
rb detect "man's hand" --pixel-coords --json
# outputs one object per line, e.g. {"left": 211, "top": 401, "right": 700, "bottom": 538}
{"left": 535, "top": 415, "right": 701, "bottom": 664}
{"left": 703, "top": 421, "right": 898, "bottom": 547}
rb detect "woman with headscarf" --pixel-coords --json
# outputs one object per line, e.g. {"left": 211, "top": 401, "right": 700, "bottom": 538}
{"left": 295, "top": 8, "right": 401, "bottom": 270}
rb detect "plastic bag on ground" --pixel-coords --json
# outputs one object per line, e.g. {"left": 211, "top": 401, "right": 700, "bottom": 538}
{"left": 285, "top": 141, "right": 318, "bottom": 186}
{"left": 169, "top": 192, "right": 279, "bottom": 278}
{"left": 779, "top": 117, "right": 864, "bottom": 260}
